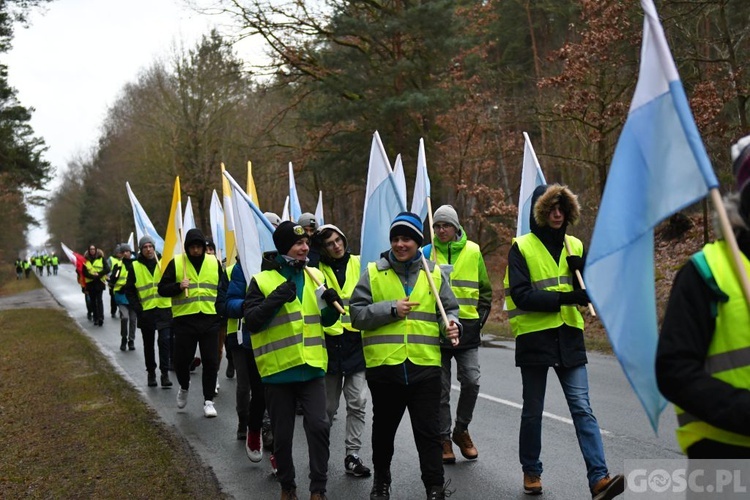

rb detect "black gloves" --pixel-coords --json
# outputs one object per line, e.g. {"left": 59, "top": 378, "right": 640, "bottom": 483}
{"left": 268, "top": 281, "right": 297, "bottom": 305}
{"left": 559, "top": 289, "right": 589, "bottom": 306}
{"left": 321, "top": 288, "right": 342, "bottom": 309}
{"left": 566, "top": 255, "right": 585, "bottom": 273}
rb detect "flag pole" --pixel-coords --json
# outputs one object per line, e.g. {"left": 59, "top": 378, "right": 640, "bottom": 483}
{"left": 303, "top": 267, "right": 347, "bottom": 315}
{"left": 426, "top": 197, "right": 437, "bottom": 262}
{"left": 710, "top": 188, "right": 750, "bottom": 304}
{"left": 564, "top": 236, "right": 596, "bottom": 317}
{"left": 420, "top": 254, "right": 459, "bottom": 346}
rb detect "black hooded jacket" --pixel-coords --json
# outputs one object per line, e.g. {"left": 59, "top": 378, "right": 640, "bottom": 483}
{"left": 507, "top": 185, "right": 588, "bottom": 368}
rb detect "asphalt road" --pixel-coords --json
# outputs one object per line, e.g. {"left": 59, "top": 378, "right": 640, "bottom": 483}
{"left": 35, "top": 264, "right": 681, "bottom": 499}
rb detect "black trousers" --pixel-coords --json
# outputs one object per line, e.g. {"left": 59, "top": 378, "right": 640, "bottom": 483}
{"left": 174, "top": 320, "right": 219, "bottom": 401}
{"left": 368, "top": 375, "right": 444, "bottom": 491}
{"left": 230, "top": 341, "right": 266, "bottom": 431}
{"left": 140, "top": 325, "right": 172, "bottom": 375}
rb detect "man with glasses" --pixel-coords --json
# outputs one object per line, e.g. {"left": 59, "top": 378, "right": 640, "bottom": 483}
{"left": 423, "top": 205, "right": 492, "bottom": 465}
{"left": 312, "top": 224, "right": 372, "bottom": 479}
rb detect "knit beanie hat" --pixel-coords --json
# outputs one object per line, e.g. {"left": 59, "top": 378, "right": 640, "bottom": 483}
{"left": 731, "top": 135, "right": 750, "bottom": 220}
{"left": 433, "top": 205, "right": 460, "bottom": 229}
{"left": 273, "top": 221, "right": 308, "bottom": 255}
{"left": 139, "top": 235, "right": 155, "bottom": 250}
{"left": 298, "top": 212, "right": 317, "bottom": 229}
{"left": 120, "top": 243, "right": 132, "bottom": 253}
{"left": 264, "top": 212, "right": 281, "bottom": 227}
{"left": 390, "top": 212, "right": 424, "bottom": 246}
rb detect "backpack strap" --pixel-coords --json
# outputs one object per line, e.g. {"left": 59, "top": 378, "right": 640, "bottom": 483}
{"left": 689, "top": 250, "right": 729, "bottom": 318}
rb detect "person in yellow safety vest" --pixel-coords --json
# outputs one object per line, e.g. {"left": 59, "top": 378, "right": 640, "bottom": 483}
{"left": 82, "top": 245, "right": 110, "bottom": 326}
{"left": 109, "top": 244, "right": 138, "bottom": 352}
{"left": 349, "top": 212, "right": 461, "bottom": 500}
{"left": 51, "top": 254, "right": 59, "bottom": 275}
{"left": 23, "top": 258, "right": 31, "bottom": 278}
{"left": 311, "top": 224, "right": 371, "bottom": 479}
{"left": 243, "top": 220, "right": 342, "bottom": 500}
{"left": 422, "top": 205, "right": 493, "bottom": 465}
{"left": 123, "top": 235, "right": 173, "bottom": 389}
{"left": 504, "top": 184, "right": 623, "bottom": 500}
{"left": 657, "top": 136, "right": 750, "bottom": 459}
{"left": 107, "top": 245, "right": 121, "bottom": 319}
{"left": 158, "top": 228, "right": 227, "bottom": 419}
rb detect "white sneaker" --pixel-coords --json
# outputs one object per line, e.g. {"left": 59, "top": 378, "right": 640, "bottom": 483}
{"left": 177, "top": 388, "right": 188, "bottom": 409}
{"left": 203, "top": 400, "right": 217, "bottom": 418}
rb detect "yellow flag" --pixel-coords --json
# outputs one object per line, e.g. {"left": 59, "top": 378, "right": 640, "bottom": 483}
{"left": 247, "top": 160, "right": 260, "bottom": 208}
{"left": 221, "top": 163, "right": 237, "bottom": 266}
{"left": 160, "top": 176, "right": 183, "bottom": 273}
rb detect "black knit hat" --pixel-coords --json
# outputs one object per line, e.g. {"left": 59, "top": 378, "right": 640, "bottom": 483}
{"left": 389, "top": 212, "right": 424, "bottom": 246}
{"left": 273, "top": 221, "right": 308, "bottom": 255}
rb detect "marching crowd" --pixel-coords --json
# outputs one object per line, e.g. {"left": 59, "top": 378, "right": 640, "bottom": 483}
{"left": 33, "top": 141, "right": 750, "bottom": 498}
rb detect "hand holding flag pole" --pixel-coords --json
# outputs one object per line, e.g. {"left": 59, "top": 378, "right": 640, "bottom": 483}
{"left": 564, "top": 237, "right": 596, "bottom": 317}
{"left": 420, "top": 254, "right": 459, "bottom": 346}
{"left": 303, "top": 267, "right": 347, "bottom": 315}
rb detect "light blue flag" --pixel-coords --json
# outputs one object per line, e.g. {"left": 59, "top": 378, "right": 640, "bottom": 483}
{"left": 288, "top": 162, "right": 302, "bottom": 223}
{"left": 314, "top": 191, "right": 325, "bottom": 226}
{"left": 209, "top": 190, "right": 226, "bottom": 261}
{"left": 584, "top": 0, "right": 719, "bottom": 432}
{"left": 517, "top": 132, "right": 546, "bottom": 237}
{"left": 125, "top": 182, "right": 165, "bottom": 254}
{"left": 410, "top": 138, "right": 431, "bottom": 222}
{"left": 360, "top": 131, "right": 407, "bottom": 272}
{"left": 222, "top": 170, "right": 276, "bottom": 284}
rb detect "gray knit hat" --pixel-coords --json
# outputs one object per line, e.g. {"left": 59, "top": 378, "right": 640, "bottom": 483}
{"left": 433, "top": 205, "right": 460, "bottom": 229}
{"left": 138, "top": 235, "right": 156, "bottom": 250}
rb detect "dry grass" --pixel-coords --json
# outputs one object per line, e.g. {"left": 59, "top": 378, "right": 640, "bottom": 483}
{"left": 0, "top": 304, "right": 226, "bottom": 499}
{"left": 0, "top": 268, "right": 42, "bottom": 296}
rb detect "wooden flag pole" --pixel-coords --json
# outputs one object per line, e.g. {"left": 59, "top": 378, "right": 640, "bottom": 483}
{"left": 710, "top": 188, "right": 750, "bottom": 305}
{"left": 303, "top": 266, "right": 347, "bottom": 315}
{"left": 564, "top": 236, "right": 596, "bottom": 317}
{"left": 420, "top": 254, "right": 459, "bottom": 346}
{"left": 426, "top": 197, "right": 437, "bottom": 262}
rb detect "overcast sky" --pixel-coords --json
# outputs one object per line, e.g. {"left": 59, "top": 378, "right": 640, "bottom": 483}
{"left": 5, "top": 0, "right": 242, "bottom": 248}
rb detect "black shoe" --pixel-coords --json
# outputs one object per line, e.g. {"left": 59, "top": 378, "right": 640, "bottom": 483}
{"left": 226, "top": 358, "right": 235, "bottom": 379}
{"left": 427, "top": 480, "right": 454, "bottom": 500}
{"left": 120, "top": 339, "right": 127, "bottom": 351}
{"left": 237, "top": 423, "right": 247, "bottom": 440}
{"left": 262, "top": 426, "right": 274, "bottom": 450}
{"left": 345, "top": 454, "right": 371, "bottom": 477}
{"left": 147, "top": 372, "right": 157, "bottom": 387}
{"left": 160, "top": 373, "right": 173, "bottom": 388}
{"left": 370, "top": 475, "right": 391, "bottom": 500}
{"left": 128, "top": 341, "right": 135, "bottom": 351}
{"left": 189, "top": 357, "right": 201, "bottom": 372}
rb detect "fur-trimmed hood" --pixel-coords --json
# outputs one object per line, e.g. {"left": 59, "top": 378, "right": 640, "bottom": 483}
{"left": 532, "top": 184, "right": 580, "bottom": 227}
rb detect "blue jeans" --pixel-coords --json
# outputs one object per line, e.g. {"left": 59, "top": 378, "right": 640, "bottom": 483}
{"left": 439, "top": 348, "right": 480, "bottom": 438}
{"left": 519, "top": 365, "right": 608, "bottom": 488}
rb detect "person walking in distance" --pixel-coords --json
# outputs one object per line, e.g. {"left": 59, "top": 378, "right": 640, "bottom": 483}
{"left": 312, "top": 224, "right": 371, "bottom": 478}
{"left": 82, "top": 245, "right": 110, "bottom": 327}
{"left": 504, "top": 184, "right": 623, "bottom": 499}
{"left": 423, "top": 205, "right": 492, "bottom": 464}
{"left": 110, "top": 243, "right": 138, "bottom": 352}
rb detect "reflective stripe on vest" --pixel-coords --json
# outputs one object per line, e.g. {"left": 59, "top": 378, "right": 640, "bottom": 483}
{"left": 319, "top": 255, "right": 361, "bottom": 335}
{"left": 674, "top": 240, "right": 750, "bottom": 453}
{"left": 434, "top": 240, "right": 482, "bottom": 320}
{"left": 361, "top": 261, "right": 441, "bottom": 368}
{"left": 171, "top": 256, "right": 219, "bottom": 317}
{"left": 502, "top": 233, "right": 584, "bottom": 336}
{"left": 251, "top": 269, "right": 327, "bottom": 378}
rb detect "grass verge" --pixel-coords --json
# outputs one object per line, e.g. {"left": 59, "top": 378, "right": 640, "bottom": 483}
{"left": 0, "top": 267, "right": 41, "bottom": 296}
{"left": 0, "top": 306, "right": 226, "bottom": 499}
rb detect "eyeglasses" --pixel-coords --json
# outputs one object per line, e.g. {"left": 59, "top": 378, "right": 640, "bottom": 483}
{"left": 433, "top": 223, "right": 454, "bottom": 231}
{"left": 324, "top": 236, "right": 343, "bottom": 249}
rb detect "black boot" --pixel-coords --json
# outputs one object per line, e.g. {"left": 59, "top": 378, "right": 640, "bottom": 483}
{"left": 225, "top": 353, "right": 235, "bottom": 378}
{"left": 147, "top": 371, "right": 157, "bottom": 387}
{"left": 160, "top": 372, "right": 173, "bottom": 388}
{"left": 128, "top": 340, "right": 135, "bottom": 351}
{"left": 120, "top": 337, "right": 127, "bottom": 351}
{"left": 370, "top": 472, "right": 391, "bottom": 500}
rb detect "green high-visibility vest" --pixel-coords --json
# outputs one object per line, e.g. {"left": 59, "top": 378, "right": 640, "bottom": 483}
{"left": 318, "top": 255, "right": 361, "bottom": 335}
{"left": 252, "top": 269, "right": 327, "bottom": 378}
{"left": 361, "top": 261, "right": 442, "bottom": 369}
{"left": 171, "top": 256, "right": 219, "bottom": 317}
{"left": 109, "top": 257, "right": 125, "bottom": 291}
{"left": 132, "top": 261, "right": 171, "bottom": 310}
{"left": 674, "top": 240, "right": 750, "bottom": 453}
{"left": 434, "top": 240, "right": 481, "bottom": 320}
{"left": 503, "top": 233, "right": 584, "bottom": 336}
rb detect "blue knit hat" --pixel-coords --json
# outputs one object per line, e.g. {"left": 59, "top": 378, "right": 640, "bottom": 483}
{"left": 390, "top": 212, "right": 424, "bottom": 246}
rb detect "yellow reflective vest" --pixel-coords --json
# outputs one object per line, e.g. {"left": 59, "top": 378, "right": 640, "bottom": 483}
{"left": 674, "top": 240, "right": 750, "bottom": 453}
{"left": 361, "top": 261, "right": 442, "bottom": 368}
{"left": 225, "top": 264, "right": 239, "bottom": 336}
{"left": 434, "top": 241, "right": 481, "bottom": 320}
{"left": 503, "top": 233, "right": 584, "bottom": 336}
{"left": 171, "top": 256, "right": 219, "bottom": 317}
{"left": 84, "top": 257, "right": 106, "bottom": 284}
{"left": 318, "top": 255, "right": 361, "bottom": 335}
{"left": 132, "top": 260, "right": 171, "bottom": 311}
{"left": 251, "top": 269, "right": 327, "bottom": 378}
